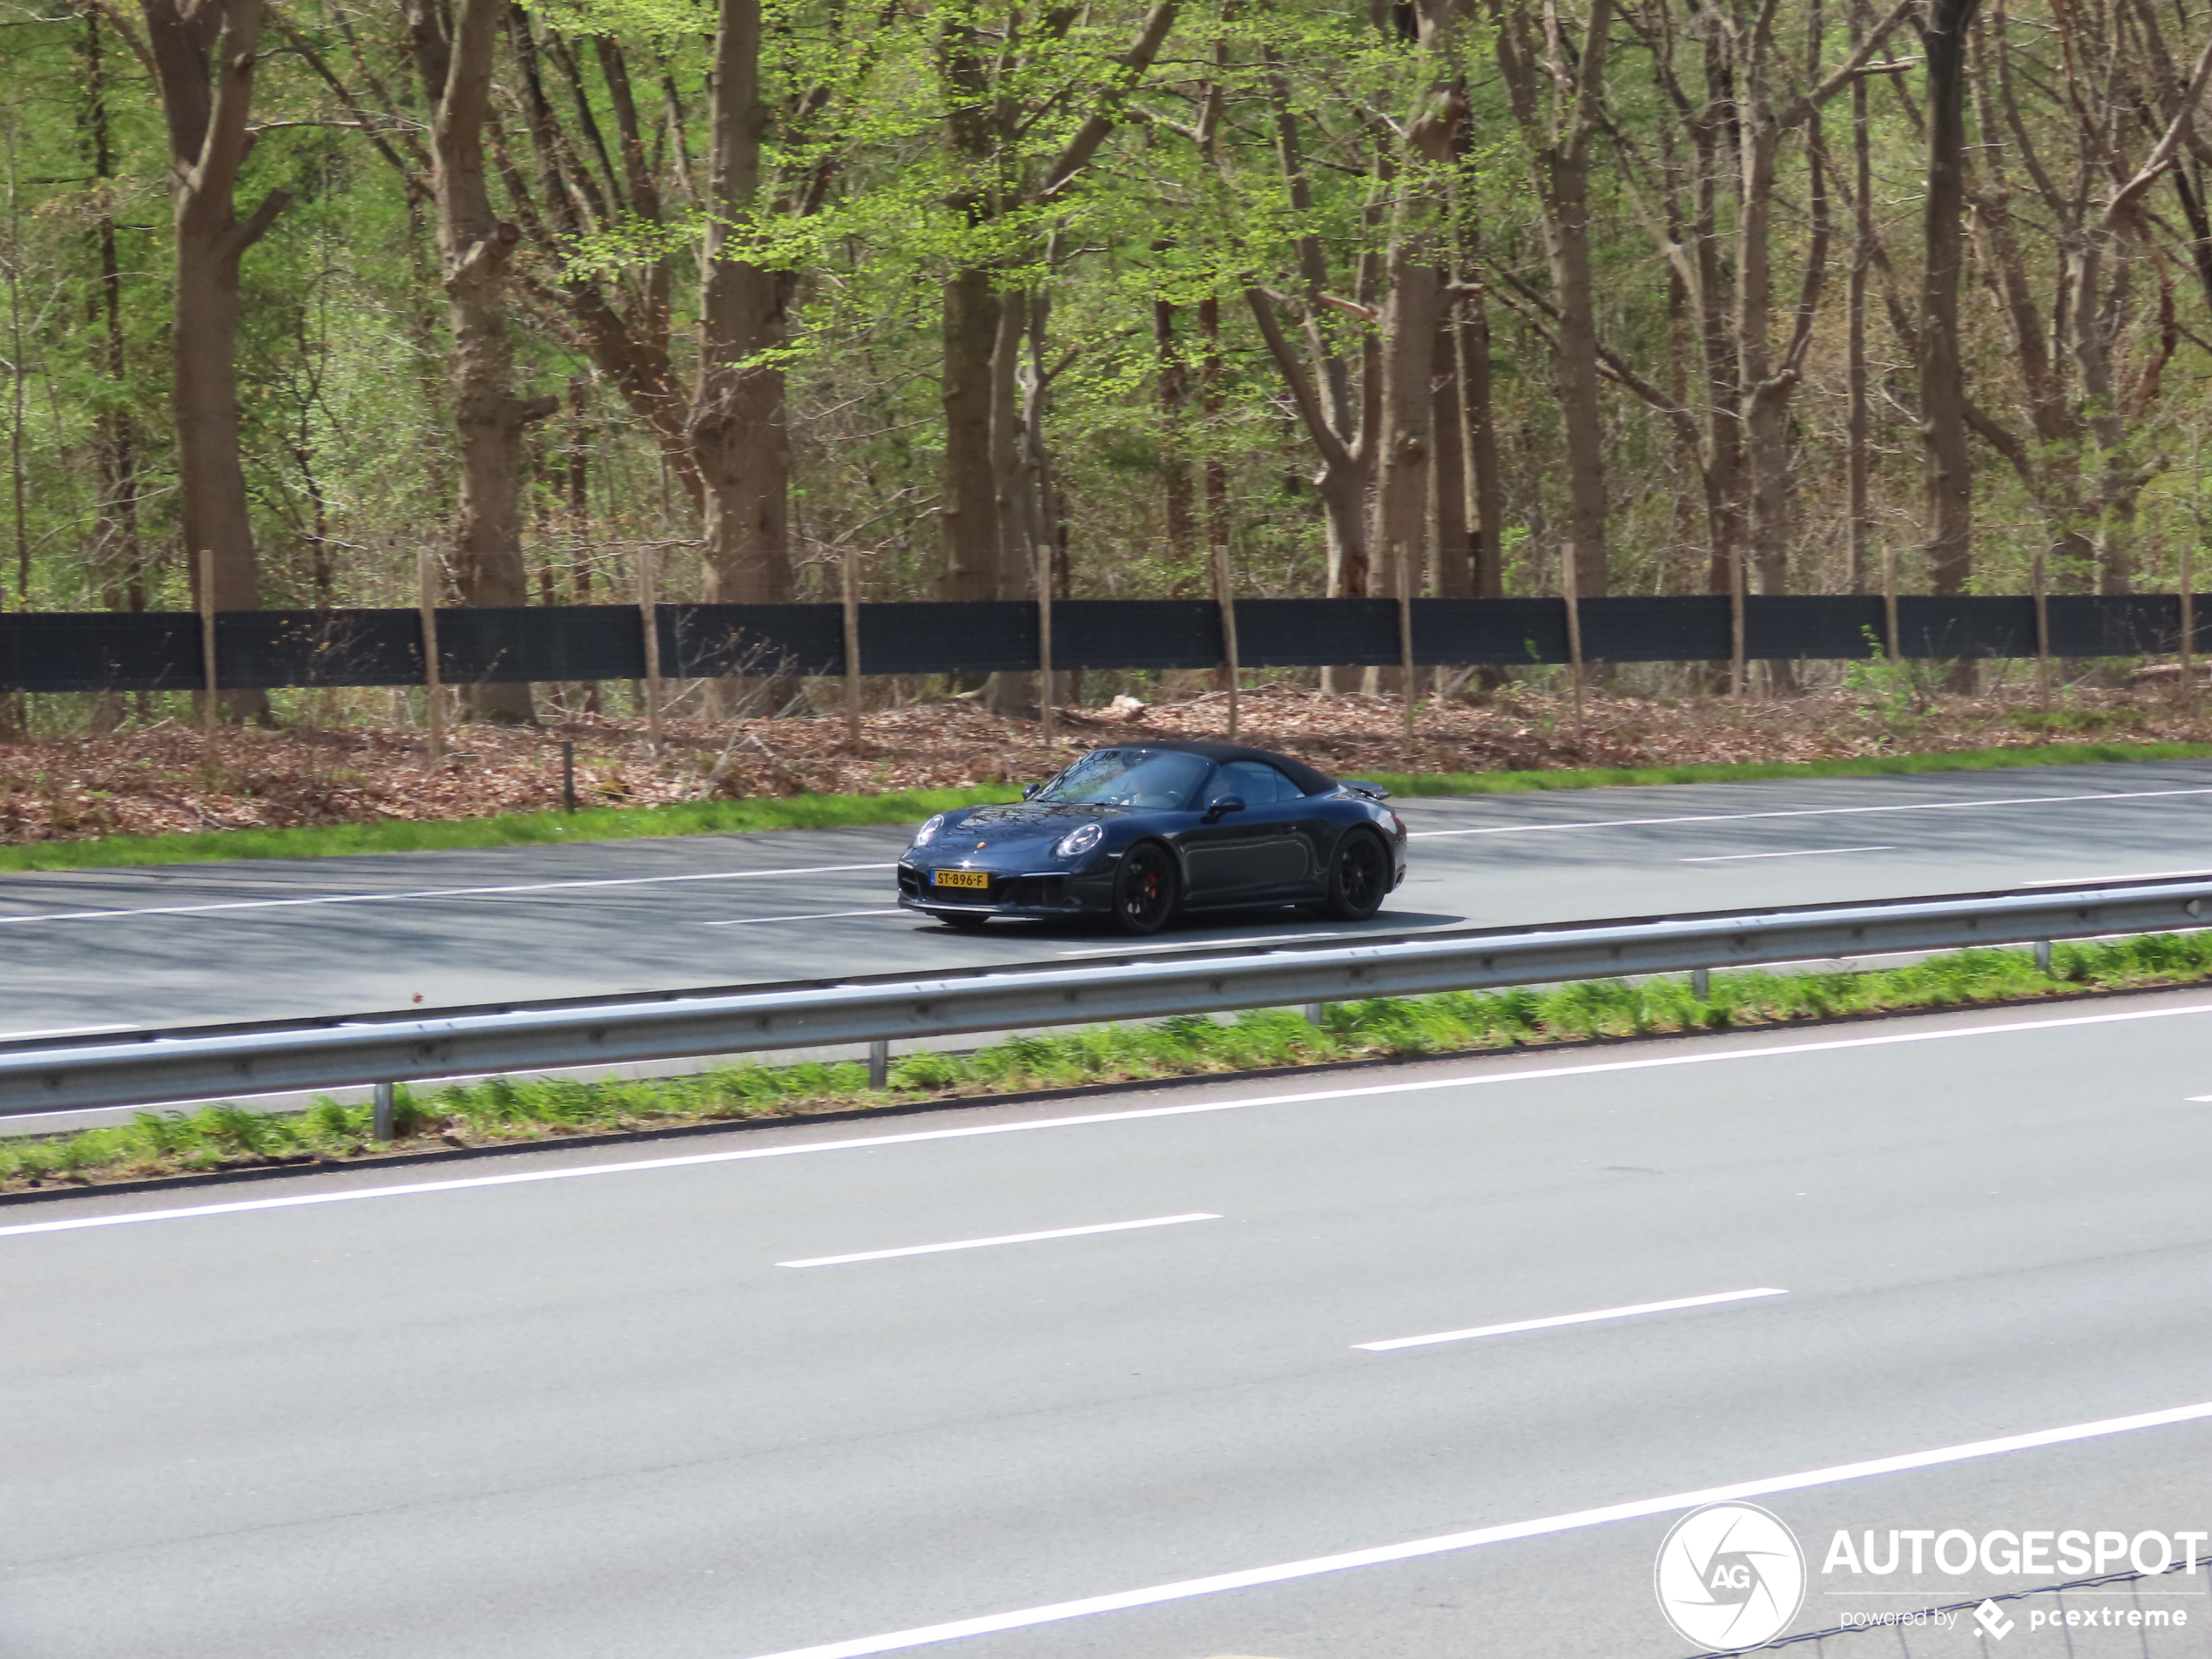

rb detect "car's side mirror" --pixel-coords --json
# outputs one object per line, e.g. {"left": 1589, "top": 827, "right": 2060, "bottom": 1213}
{"left": 1204, "top": 795, "right": 1246, "bottom": 823}
{"left": 1022, "top": 783, "right": 1042, "bottom": 800}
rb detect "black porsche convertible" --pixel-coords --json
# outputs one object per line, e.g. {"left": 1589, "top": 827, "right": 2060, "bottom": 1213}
{"left": 894, "top": 739, "right": 1409, "bottom": 934}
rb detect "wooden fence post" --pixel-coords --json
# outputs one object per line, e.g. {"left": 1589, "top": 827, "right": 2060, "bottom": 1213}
{"left": 1035, "top": 543, "right": 1056, "bottom": 745}
{"left": 1396, "top": 541, "right": 1417, "bottom": 737}
{"left": 2033, "top": 548, "right": 2052, "bottom": 710}
{"left": 842, "top": 543, "right": 863, "bottom": 751}
{"left": 416, "top": 547, "right": 443, "bottom": 766}
{"left": 1561, "top": 541, "right": 1585, "bottom": 744}
{"left": 1730, "top": 542, "right": 1748, "bottom": 698}
{"left": 638, "top": 544, "right": 664, "bottom": 754}
{"left": 1212, "top": 534, "right": 1241, "bottom": 740}
{"left": 1882, "top": 542, "right": 1901, "bottom": 664}
{"left": 2182, "top": 541, "right": 2196, "bottom": 712}
{"left": 198, "top": 546, "right": 218, "bottom": 755}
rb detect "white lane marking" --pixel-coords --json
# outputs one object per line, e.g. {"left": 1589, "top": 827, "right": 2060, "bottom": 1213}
{"left": 1355, "top": 1287, "right": 1789, "bottom": 1351}
{"left": 0, "top": 863, "right": 894, "bottom": 927}
{"left": 738, "top": 1399, "right": 2212, "bottom": 1659}
{"left": 1680, "top": 846, "right": 1892, "bottom": 864}
{"left": 1056, "top": 920, "right": 1473, "bottom": 959}
{"left": 2022, "top": 868, "right": 2212, "bottom": 887}
{"left": 1405, "top": 785, "right": 2212, "bottom": 840}
{"left": 0, "top": 1022, "right": 138, "bottom": 1042}
{"left": 705, "top": 908, "right": 903, "bottom": 927}
{"left": 778, "top": 1212, "right": 1219, "bottom": 1268}
{"left": 1058, "top": 931, "right": 1359, "bottom": 958}
{"left": 10, "top": 995, "right": 2212, "bottom": 1240}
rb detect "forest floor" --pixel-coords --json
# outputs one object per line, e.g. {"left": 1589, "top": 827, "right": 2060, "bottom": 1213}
{"left": 3, "top": 676, "right": 2212, "bottom": 847}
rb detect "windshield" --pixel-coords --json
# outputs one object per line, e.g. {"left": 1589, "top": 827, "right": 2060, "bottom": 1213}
{"left": 1035, "top": 748, "right": 1211, "bottom": 810}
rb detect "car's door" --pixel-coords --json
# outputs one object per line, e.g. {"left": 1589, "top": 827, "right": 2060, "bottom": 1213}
{"left": 1180, "top": 761, "right": 1313, "bottom": 902}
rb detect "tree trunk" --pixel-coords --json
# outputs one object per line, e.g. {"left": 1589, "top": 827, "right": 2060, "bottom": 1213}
{"left": 989, "top": 291, "right": 1034, "bottom": 594}
{"left": 1918, "top": 0, "right": 1980, "bottom": 604}
{"left": 1493, "top": 0, "right": 1612, "bottom": 598}
{"left": 1846, "top": 0, "right": 1872, "bottom": 593}
{"left": 1372, "top": 253, "right": 1442, "bottom": 607}
{"left": 145, "top": 0, "right": 287, "bottom": 720}
{"left": 940, "top": 267, "right": 1001, "bottom": 606}
{"left": 418, "top": 0, "right": 548, "bottom": 725}
{"left": 1431, "top": 304, "right": 1470, "bottom": 597}
{"left": 695, "top": 0, "right": 793, "bottom": 643}
{"left": 84, "top": 10, "right": 142, "bottom": 622}
{"left": 1154, "top": 293, "right": 1196, "bottom": 564}
{"left": 1541, "top": 139, "right": 1609, "bottom": 600}
{"left": 1456, "top": 233, "right": 1504, "bottom": 598}
{"left": 1198, "top": 292, "right": 1231, "bottom": 599}
{"left": 1372, "top": 21, "right": 1464, "bottom": 607}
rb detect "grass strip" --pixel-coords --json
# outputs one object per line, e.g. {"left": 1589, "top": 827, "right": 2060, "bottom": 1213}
{"left": 5, "top": 736, "right": 2212, "bottom": 873}
{"left": 0, "top": 786, "right": 1023, "bottom": 873}
{"left": 1358, "top": 738, "right": 2212, "bottom": 799}
{"left": 10, "top": 928, "right": 2210, "bottom": 1193}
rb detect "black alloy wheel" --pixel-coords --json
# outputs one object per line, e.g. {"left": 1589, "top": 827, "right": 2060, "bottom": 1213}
{"left": 934, "top": 909, "right": 989, "bottom": 931}
{"left": 1110, "top": 842, "right": 1180, "bottom": 935}
{"left": 1323, "top": 830, "right": 1389, "bottom": 921}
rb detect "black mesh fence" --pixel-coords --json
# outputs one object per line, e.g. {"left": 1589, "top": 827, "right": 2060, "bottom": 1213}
{"left": 1, "top": 594, "right": 2201, "bottom": 692}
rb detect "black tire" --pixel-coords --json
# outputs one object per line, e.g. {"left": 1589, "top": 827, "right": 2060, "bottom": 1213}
{"left": 934, "top": 909, "right": 989, "bottom": 931}
{"left": 1322, "top": 830, "right": 1390, "bottom": 921}
{"left": 1110, "top": 842, "right": 1180, "bottom": 935}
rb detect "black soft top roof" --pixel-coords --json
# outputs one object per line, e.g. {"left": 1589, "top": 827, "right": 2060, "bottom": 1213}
{"left": 1086, "top": 738, "right": 1338, "bottom": 799}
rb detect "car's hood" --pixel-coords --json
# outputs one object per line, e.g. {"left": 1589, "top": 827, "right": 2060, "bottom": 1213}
{"left": 926, "top": 802, "right": 1132, "bottom": 854}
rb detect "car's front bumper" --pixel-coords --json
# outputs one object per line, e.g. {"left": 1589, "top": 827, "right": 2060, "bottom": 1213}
{"left": 896, "top": 861, "right": 1107, "bottom": 918}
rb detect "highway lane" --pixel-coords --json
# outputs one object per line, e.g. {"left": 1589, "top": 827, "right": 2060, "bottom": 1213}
{"left": 6, "top": 990, "right": 2212, "bottom": 1656}
{"left": 4, "top": 758, "right": 2212, "bottom": 1033}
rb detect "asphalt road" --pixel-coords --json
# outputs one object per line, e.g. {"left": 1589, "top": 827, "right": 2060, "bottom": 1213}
{"left": 4, "top": 759, "right": 2212, "bottom": 1037}
{"left": 6, "top": 989, "right": 2212, "bottom": 1657}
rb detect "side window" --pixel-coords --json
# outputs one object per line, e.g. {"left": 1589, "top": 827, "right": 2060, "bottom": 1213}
{"left": 1220, "top": 760, "right": 1294, "bottom": 804}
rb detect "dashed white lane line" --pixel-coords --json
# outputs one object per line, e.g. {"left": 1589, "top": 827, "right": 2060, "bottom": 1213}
{"left": 1405, "top": 785, "right": 2212, "bottom": 839}
{"left": 1056, "top": 920, "right": 1473, "bottom": 958}
{"left": 1680, "top": 846, "right": 1892, "bottom": 863}
{"left": 737, "top": 1399, "right": 2212, "bottom": 1659}
{"left": 0, "top": 1022, "right": 138, "bottom": 1042}
{"left": 705, "top": 908, "right": 904, "bottom": 927}
{"left": 1354, "top": 1287, "right": 1789, "bottom": 1351}
{"left": 778, "top": 1213, "right": 1220, "bottom": 1268}
{"left": 1057, "top": 931, "right": 1360, "bottom": 958}
{"left": 0, "top": 863, "right": 894, "bottom": 927}
{"left": 2023, "top": 868, "right": 2212, "bottom": 887}
{"left": 9, "top": 995, "right": 2212, "bottom": 1240}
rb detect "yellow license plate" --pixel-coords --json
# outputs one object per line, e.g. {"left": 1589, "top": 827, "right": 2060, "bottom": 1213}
{"left": 933, "top": 869, "right": 989, "bottom": 890}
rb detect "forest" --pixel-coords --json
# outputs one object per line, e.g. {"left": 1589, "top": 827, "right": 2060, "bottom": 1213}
{"left": 2, "top": 0, "right": 2209, "bottom": 728}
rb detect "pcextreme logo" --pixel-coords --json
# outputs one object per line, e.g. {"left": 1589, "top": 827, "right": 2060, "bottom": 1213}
{"left": 1655, "top": 1502, "right": 1808, "bottom": 1652}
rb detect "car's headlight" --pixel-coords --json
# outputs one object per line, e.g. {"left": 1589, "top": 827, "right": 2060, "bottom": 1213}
{"left": 913, "top": 813, "right": 948, "bottom": 846}
{"left": 1053, "top": 822, "right": 1103, "bottom": 858}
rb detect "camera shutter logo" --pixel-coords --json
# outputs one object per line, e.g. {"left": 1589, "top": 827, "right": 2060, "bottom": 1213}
{"left": 1654, "top": 1502, "right": 1807, "bottom": 1650}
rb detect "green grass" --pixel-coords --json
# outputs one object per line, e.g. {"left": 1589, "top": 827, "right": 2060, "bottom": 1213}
{"left": 5, "top": 735, "right": 2212, "bottom": 873}
{"left": 9, "top": 929, "right": 2210, "bottom": 1193}
{"left": 0, "top": 786, "right": 1024, "bottom": 873}
{"left": 1356, "top": 738, "right": 2212, "bottom": 799}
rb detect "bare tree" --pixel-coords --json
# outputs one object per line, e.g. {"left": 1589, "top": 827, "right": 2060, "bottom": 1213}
{"left": 408, "top": 0, "right": 556, "bottom": 724}
{"left": 1917, "top": 0, "right": 1979, "bottom": 600}
{"left": 1492, "top": 0, "right": 1613, "bottom": 597}
{"left": 694, "top": 0, "right": 794, "bottom": 616}
{"left": 127, "top": 0, "right": 289, "bottom": 718}
{"left": 1370, "top": 0, "right": 1471, "bottom": 610}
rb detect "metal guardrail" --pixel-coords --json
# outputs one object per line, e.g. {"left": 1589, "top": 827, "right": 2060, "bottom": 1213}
{"left": 4, "top": 874, "right": 2211, "bottom": 1129}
